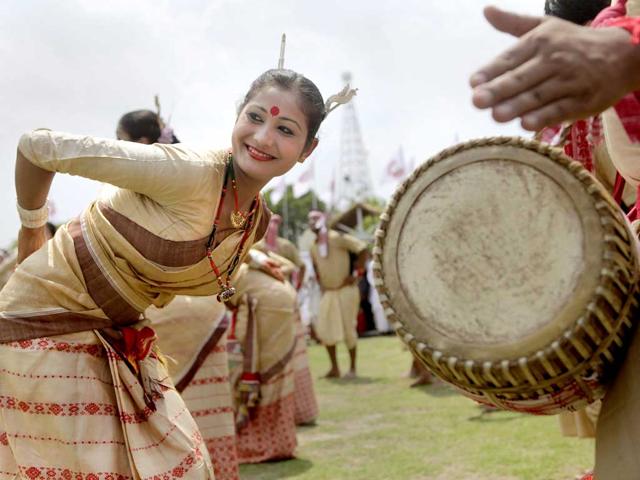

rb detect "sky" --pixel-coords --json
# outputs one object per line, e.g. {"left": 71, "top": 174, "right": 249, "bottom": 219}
{"left": 0, "top": 0, "right": 545, "bottom": 247}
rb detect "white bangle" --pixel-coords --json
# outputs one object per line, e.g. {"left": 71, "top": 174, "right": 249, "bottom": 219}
{"left": 17, "top": 200, "right": 49, "bottom": 229}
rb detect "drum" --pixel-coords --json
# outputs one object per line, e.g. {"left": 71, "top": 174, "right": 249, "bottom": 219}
{"left": 373, "top": 137, "right": 640, "bottom": 414}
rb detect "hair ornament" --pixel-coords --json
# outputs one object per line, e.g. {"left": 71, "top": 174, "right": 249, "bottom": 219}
{"left": 324, "top": 84, "right": 358, "bottom": 117}
{"left": 277, "top": 33, "right": 286, "bottom": 69}
{"left": 153, "top": 94, "right": 177, "bottom": 144}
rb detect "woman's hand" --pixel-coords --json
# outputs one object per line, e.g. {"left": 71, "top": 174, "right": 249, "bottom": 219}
{"left": 341, "top": 275, "right": 358, "bottom": 288}
{"left": 17, "top": 226, "right": 47, "bottom": 264}
{"left": 260, "top": 258, "right": 285, "bottom": 282}
{"left": 248, "top": 249, "right": 285, "bottom": 282}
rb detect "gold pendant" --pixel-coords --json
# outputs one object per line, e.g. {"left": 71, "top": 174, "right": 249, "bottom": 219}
{"left": 217, "top": 286, "right": 237, "bottom": 302}
{"left": 230, "top": 211, "right": 246, "bottom": 228}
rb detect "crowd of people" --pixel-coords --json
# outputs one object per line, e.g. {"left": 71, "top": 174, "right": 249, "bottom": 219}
{"left": 3, "top": 0, "right": 640, "bottom": 478}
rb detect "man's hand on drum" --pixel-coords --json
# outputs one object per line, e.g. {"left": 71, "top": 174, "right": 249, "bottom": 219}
{"left": 470, "top": 6, "right": 640, "bottom": 131}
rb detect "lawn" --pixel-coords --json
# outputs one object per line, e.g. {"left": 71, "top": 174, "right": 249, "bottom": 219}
{"left": 240, "top": 335, "right": 594, "bottom": 480}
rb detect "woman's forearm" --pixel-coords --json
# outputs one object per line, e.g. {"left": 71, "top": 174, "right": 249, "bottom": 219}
{"left": 15, "top": 148, "right": 54, "bottom": 210}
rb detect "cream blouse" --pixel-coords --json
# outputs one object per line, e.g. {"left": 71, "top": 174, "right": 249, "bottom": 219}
{"left": 0, "top": 130, "right": 268, "bottom": 338}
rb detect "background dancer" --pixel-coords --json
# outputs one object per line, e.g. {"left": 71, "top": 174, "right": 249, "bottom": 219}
{"left": 308, "top": 210, "right": 368, "bottom": 379}
{"left": 254, "top": 214, "right": 305, "bottom": 288}
{"left": 226, "top": 249, "right": 299, "bottom": 463}
{"left": 253, "top": 213, "right": 318, "bottom": 425}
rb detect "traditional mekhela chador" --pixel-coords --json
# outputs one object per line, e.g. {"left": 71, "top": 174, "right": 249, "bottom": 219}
{"left": 253, "top": 215, "right": 318, "bottom": 424}
{"left": 225, "top": 250, "right": 300, "bottom": 463}
{"left": 149, "top": 296, "right": 240, "bottom": 480}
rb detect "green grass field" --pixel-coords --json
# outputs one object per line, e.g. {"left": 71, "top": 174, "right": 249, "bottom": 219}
{"left": 240, "top": 335, "right": 594, "bottom": 480}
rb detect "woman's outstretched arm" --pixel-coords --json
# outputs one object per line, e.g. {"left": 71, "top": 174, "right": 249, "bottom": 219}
{"left": 15, "top": 148, "right": 55, "bottom": 263}
{"left": 16, "top": 148, "right": 54, "bottom": 210}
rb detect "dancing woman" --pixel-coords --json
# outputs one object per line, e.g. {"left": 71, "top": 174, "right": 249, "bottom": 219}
{"left": 0, "top": 67, "right": 353, "bottom": 479}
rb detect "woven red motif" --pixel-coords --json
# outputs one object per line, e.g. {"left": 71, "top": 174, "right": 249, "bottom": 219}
{"left": 293, "top": 368, "right": 318, "bottom": 425}
{"left": 0, "top": 395, "right": 159, "bottom": 425}
{"left": 13, "top": 446, "right": 206, "bottom": 480}
{"left": 189, "top": 406, "right": 234, "bottom": 418}
{"left": 18, "top": 466, "right": 131, "bottom": 480}
{"left": 5, "top": 338, "right": 105, "bottom": 358}
{"left": 187, "top": 376, "right": 229, "bottom": 387}
{"left": 206, "top": 435, "right": 240, "bottom": 480}
{"left": 236, "top": 393, "right": 297, "bottom": 463}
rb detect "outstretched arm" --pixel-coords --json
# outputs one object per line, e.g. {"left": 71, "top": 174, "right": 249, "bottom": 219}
{"left": 470, "top": 6, "right": 640, "bottom": 130}
{"left": 15, "top": 148, "right": 55, "bottom": 263}
{"left": 18, "top": 129, "right": 213, "bottom": 205}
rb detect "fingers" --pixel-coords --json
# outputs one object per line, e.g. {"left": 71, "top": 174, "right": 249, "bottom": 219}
{"left": 483, "top": 6, "right": 543, "bottom": 37}
{"left": 470, "top": 34, "right": 537, "bottom": 89}
{"left": 490, "top": 75, "right": 577, "bottom": 122}
{"left": 519, "top": 97, "right": 583, "bottom": 131}
{"left": 472, "top": 56, "right": 553, "bottom": 110}
{"left": 470, "top": 7, "right": 545, "bottom": 89}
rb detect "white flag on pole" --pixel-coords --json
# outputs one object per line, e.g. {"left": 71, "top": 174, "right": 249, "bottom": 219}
{"left": 293, "top": 163, "right": 314, "bottom": 198}
{"left": 268, "top": 176, "right": 287, "bottom": 204}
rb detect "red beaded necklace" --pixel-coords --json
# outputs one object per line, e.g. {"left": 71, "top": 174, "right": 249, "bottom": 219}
{"left": 206, "top": 152, "right": 259, "bottom": 302}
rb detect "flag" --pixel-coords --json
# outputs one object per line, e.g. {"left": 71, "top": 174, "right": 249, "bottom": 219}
{"left": 268, "top": 176, "right": 287, "bottom": 204}
{"left": 382, "top": 147, "right": 407, "bottom": 184}
{"left": 293, "top": 163, "right": 314, "bottom": 198}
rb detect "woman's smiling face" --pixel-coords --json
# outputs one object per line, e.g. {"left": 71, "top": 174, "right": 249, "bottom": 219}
{"left": 231, "top": 86, "right": 317, "bottom": 183}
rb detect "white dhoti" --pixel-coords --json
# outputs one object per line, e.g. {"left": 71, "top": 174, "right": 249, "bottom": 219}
{"left": 316, "top": 284, "right": 359, "bottom": 349}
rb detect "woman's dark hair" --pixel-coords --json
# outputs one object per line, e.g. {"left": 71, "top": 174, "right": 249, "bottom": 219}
{"left": 118, "top": 110, "right": 181, "bottom": 144}
{"left": 544, "top": 0, "right": 611, "bottom": 24}
{"left": 118, "top": 110, "right": 162, "bottom": 143}
{"left": 238, "top": 69, "right": 325, "bottom": 149}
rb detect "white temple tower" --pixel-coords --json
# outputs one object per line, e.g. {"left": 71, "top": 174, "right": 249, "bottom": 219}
{"left": 334, "top": 72, "right": 375, "bottom": 211}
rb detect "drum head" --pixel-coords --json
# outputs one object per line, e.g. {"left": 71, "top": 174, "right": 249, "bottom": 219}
{"left": 379, "top": 139, "right": 604, "bottom": 361}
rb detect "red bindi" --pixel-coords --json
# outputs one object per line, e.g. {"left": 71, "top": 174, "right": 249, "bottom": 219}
{"left": 270, "top": 106, "right": 280, "bottom": 117}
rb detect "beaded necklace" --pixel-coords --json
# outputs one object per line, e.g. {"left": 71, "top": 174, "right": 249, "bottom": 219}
{"left": 206, "top": 152, "right": 259, "bottom": 302}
